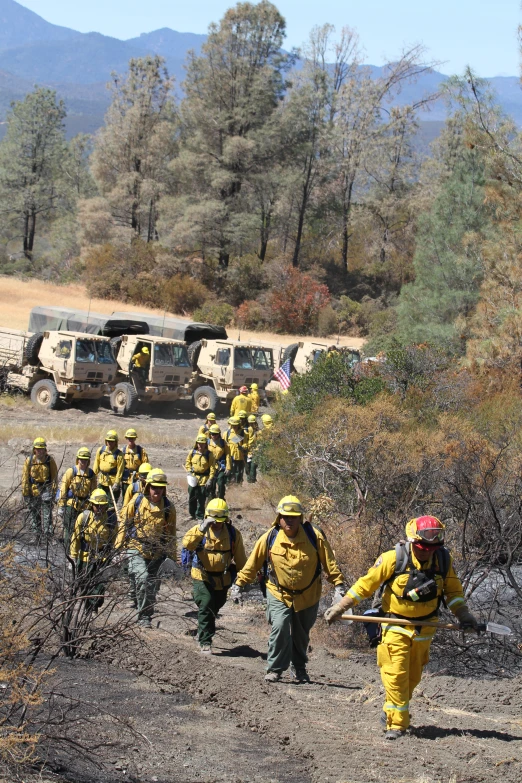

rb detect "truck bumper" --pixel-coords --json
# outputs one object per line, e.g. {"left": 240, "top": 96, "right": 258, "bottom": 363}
{"left": 143, "top": 385, "right": 192, "bottom": 402}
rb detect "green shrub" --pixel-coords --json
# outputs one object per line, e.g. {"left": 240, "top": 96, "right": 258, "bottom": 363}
{"left": 316, "top": 304, "right": 339, "bottom": 337}
{"left": 193, "top": 301, "right": 235, "bottom": 326}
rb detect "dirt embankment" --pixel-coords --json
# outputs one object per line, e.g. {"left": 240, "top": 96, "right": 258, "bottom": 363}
{"left": 1, "top": 404, "right": 521, "bottom": 783}
{"left": 0, "top": 275, "right": 365, "bottom": 350}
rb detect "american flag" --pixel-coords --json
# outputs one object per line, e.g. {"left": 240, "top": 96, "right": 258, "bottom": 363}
{"left": 273, "top": 359, "right": 291, "bottom": 390}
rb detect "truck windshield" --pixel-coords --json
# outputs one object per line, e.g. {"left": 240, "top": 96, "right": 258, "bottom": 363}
{"left": 252, "top": 348, "right": 273, "bottom": 370}
{"left": 76, "top": 339, "right": 96, "bottom": 363}
{"left": 234, "top": 348, "right": 253, "bottom": 369}
{"left": 96, "top": 341, "right": 115, "bottom": 364}
{"left": 154, "top": 344, "right": 191, "bottom": 367}
{"left": 172, "top": 345, "right": 190, "bottom": 367}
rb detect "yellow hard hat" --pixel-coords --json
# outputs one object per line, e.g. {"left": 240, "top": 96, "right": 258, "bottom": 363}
{"left": 277, "top": 495, "right": 303, "bottom": 516}
{"left": 89, "top": 489, "right": 109, "bottom": 505}
{"left": 206, "top": 412, "right": 217, "bottom": 421}
{"left": 105, "top": 430, "right": 118, "bottom": 441}
{"left": 209, "top": 424, "right": 221, "bottom": 435}
{"left": 261, "top": 414, "right": 273, "bottom": 425}
{"left": 147, "top": 469, "right": 168, "bottom": 486}
{"left": 125, "top": 428, "right": 138, "bottom": 439}
{"left": 206, "top": 498, "right": 229, "bottom": 521}
{"left": 250, "top": 383, "right": 258, "bottom": 390}
{"left": 76, "top": 447, "right": 91, "bottom": 460}
{"left": 138, "top": 462, "right": 153, "bottom": 476}
{"left": 33, "top": 437, "right": 47, "bottom": 448}
{"left": 228, "top": 416, "right": 240, "bottom": 426}
{"left": 142, "top": 347, "right": 149, "bottom": 354}
{"left": 196, "top": 434, "right": 208, "bottom": 444}
{"left": 248, "top": 414, "right": 257, "bottom": 423}
{"left": 238, "top": 410, "right": 248, "bottom": 419}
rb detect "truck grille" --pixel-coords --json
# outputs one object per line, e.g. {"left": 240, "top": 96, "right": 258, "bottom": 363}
{"left": 164, "top": 375, "right": 173, "bottom": 381}
{"left": 87, "top": 372, "right": 103, "bottom": 380}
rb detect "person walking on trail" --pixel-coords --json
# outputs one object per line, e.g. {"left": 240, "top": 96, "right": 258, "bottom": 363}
{"left": 249, "top": 383, "right": 260, "bottom": 413}
{"left": 185, "top": 436, "right": 216, "bottom": 520}
{"left": 231, "top": 496, "right": 346, "bottom": 683}
{"left": 116, "top": 469, "right": 177, "bottom": 629}
{"left": 224, "top": 417, "right": 248, "bottom": 485}
{"left": 325, "top": 516, "right": 479, "bottom": 740}
{"left": 57, "top": 447, "right": 97, "bottom": 552}
{"left": 121, "top": 428, "right": 149, "bottom": 501}
{"left": 69, "top": 488, "right": 115, "bottom": 614}
{"left": 131, "top": 346, "right": 150, "bottom": 387}
{"left": 207, "top": 425, "right": 231, "bottom": 500}
{"left": 122, "top": 462, "right": 152, "bottom": 508}
{"left": 198, "top": 412, "right": 217, "bottom": 438}
{"left": 182, "top": 499, "right": 247, "bottom": 654}
{"left": 22, "top": 437, "right": 58, "bottom": 537}
{"left": 245, "top": 414, "right": 259, "bottom": 484}
{"left": 230, "top": 386, "right": 251, "bottom": 417}
{"left": 93, "top": 430, "right": 124, "bottom": 526}
{"left": 237, "top": 409, "right": 249, "bottom": 433}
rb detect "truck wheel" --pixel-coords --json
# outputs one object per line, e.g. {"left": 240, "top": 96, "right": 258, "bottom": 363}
{"left": 281, "top": 342, "right": 299, "bottom": 371}
{"left": 24, "top": 333, "right": 44, "bottom": 367}
{"left": 110, "top": 382, "right": 139, "bottom": 415}
{"left": 30, "top": 379, "right": 59, "bottom": 410}
{"left": 193, "top": 385, "right": 219, "bottom": 414}
{"left": 187, "top": 341, "right": 202, "bottom": 371}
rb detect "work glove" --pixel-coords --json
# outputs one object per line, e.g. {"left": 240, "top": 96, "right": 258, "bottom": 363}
{"left": 198, "top": 517, "right": 213, "bottom": 534}
{"left": 230, "top": 583, "right": 243, "bottom": 604}
{"left": 56, "top": 507, "right": 65, "bottom": 521}
{"left": 455, "top": 606, "right": 480, "bottom": 632}
{"left": 113, "top": 483, "right": 120, "bottom": 493}
{"left": 333, "top": 585, "right": 347, "bottom": 604}
{"left": 225, "top": 470, "right": 231, "bottom": 477}
{"left": 324, "top": 595, "right": 355, "bottom": 625}
{"left": 40, "top": 490, "right": 52, "bottom": 502}
{"left": 205, "top": 480, "right": 213, "bottom": 490}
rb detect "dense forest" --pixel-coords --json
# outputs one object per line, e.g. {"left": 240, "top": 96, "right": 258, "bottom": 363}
{"left": 0, "top": 0, "right": 521, "bottom": 366}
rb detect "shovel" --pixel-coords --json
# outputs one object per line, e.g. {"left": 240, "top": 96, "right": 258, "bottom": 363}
{"left": 340, "top": 614, "right": 513, "bottom": 636}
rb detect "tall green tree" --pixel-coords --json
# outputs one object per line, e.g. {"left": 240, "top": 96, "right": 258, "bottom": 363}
{"left": 0, "top": 88, "right": 67, "bottom": 259}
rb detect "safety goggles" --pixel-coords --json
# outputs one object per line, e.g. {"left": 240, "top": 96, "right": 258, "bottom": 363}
{"left": 416, "top": 527, "right": 445, "bottom": 544}
{"left": 278, "top": 502, "right": 303, "bottom": 515}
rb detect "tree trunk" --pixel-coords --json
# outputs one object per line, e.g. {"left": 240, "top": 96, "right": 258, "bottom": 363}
{"left": 258, "top": 206, "right": 272, "bottom": 261}
{"left": 23, "top": 210, "right": 36, "bottom": 259}
{"left": 292, "top": 157, "right": 314, "bottom": 268}
{"left": 341, "top": 178, "right": 354, "bottom": 274}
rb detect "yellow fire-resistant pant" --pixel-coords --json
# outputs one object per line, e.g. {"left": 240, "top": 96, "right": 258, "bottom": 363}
{"left": 377, "top": 628, "right": 433, "bottom": 731}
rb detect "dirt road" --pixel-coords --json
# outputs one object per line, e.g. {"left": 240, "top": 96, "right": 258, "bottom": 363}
{"left": 1, "top": 402, "right": 521, "bottom": 783}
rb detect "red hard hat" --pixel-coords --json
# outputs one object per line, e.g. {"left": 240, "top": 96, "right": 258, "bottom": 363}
{"left": 239, "top": 386, "right": 248, "bottom": 393}
{"left": 406, "top": 516, "right": 445, "bottom": 550}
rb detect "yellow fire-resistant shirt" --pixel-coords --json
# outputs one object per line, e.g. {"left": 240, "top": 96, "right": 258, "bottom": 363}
{"left": 182, "top": 523, "right": 248, "bottom": 590}
{"left": 58, "top": 466, "right": 97, "bottom": 509}
{"left": 22, "top": 454, "right": 58, "bottom": 497}
{"left": 70, "top": 510, "right": 114, "bottom": 563}
{"left": 208, "top": 437, "right": 232, "bottom": 471}
{"left": 93, "top": 446, "right": 124, "bottom": 487}
{"left": 246, "top": 425, "right": 259, "bottom": 458}
{"left": 230, "top": 394, "right": 252, "bottom": 417}
{"left": 346, "top": 547, "right": 467, "bottom": 639}
{"left": 121, "top": 444, "right": 149, "bottom": 482}
{"left": 236, "top": 518, "right": 345, "bottom": 611}
{"left": 249, "top": 391, "right": 260, "bottom": 413}
{"left": 223, "top": 427, "right": 248, "bottom": 462}
{"left": 116, "top": 493, "right": 177, "bottom": 560}
{"left": 132, "top": 351, "right": 150, "bottom": 369}
{"left": 185, "top": 449, "right": 216, "bottom": 486}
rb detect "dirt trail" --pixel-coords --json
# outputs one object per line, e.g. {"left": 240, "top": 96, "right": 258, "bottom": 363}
{"left": 0, "top": 275, "right": 365, "bottom": 349}
{"left": 1, "top": 403, "right": 521, "bottom": 783}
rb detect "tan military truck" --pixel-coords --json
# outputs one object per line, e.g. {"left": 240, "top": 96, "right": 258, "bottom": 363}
{"left": 0, "top": 327, "right": 117, "bottom": 409}
{"left": 187, "top": 339, "right": 274, "bottom": 412}
{"left": 109, "top": 334, "right": 193, "bottom": 414}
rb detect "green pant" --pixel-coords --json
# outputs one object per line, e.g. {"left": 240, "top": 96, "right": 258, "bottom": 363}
{"left": 188, "top": 483, "right": 209, "bottom": 519}
{"left": 127, "top": 550, "right": 164, "bottom": 620}
{"left": 245, "top": 459, "right": 257, "bottom": 483}
{"left": 265, "top": 592, "right": 319, "bottom": 673}
{"left": 193, "top": 579, "right": 229, "bottom": 645}
{"left": 25, "top": 495, "right": 53, "bottom": 535}
{"left": 212, "top": 470, "right": 227, "bottom": 500}
{"left": 63, "top": 503, "right": 88, "bottom": 553}
{"left": 230, "top": 459, "right": 244, "bottom": 485}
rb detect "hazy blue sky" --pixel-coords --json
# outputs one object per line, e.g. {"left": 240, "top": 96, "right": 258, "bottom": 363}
{"left": 20, "top": 0, "right": 521, "bottom": 76}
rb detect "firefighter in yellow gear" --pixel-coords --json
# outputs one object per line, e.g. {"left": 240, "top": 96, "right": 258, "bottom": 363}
{"left": 249, "top": 383, "right": 260, "bottom": 413}
{"left": 198, "top": 412, "right": 217, "bottom": 437}
{"left": 22, "top": 437, "right": 58, "bottom": 536}
{"left": 116, "top": 469, "right": 177, "bottom": 628}
{"left": 122, "top": 462, "right": 153, "bottom": 507}
{"left": 70, "top": 489, "right": 115, "bottom": 613}
{"left": 182, "top": 498, "right": 247, "bottom": 653}
{"left": 93, "top": 430, "right": 124, "bottom": 527}
{"left": 57, "top": 447, "right": 97, "bottom": 551}
{"left": 230, "top": 386, "right": 252, "bottom": 417}
{"left": 232, "top": 496, "right": 346, "bottom": 682}
{"left": 261, "top": 413, "right": 273, "bottom": 430}
{"left": 185, "top": 436, "right": 216, "bottom": 519}
{"left": 131, "top": 346, "right": 150, "bottom": 387}
{"left": 325, "top": 516, "right": 479, "bottom": 739}
{"left": 237, "top": 409, "right": 249, "bottom": 432}
{"left": 207, "top": 425, "right": 231, "bottom": 500}
{"left": 245, "top": 414, "right": 259, "bottom": 484}
{"left": 223, "top": 417, "right": 248, "bottom": 485}
{"left": 121, "top": 428, "right": 149, "bottom": 500}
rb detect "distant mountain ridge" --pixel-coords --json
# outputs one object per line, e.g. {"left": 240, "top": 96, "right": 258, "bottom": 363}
{"left": 0, "top": 0, "right": 521, "bottom": 139}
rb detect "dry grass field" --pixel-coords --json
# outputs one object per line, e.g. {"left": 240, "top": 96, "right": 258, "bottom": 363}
{"left": 0, "top": 275, "right": 365, "bottom": 349}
